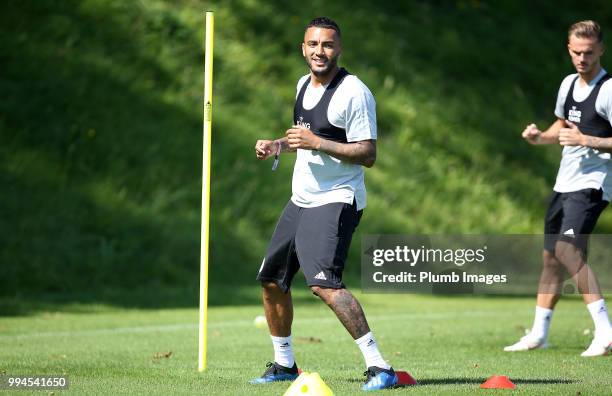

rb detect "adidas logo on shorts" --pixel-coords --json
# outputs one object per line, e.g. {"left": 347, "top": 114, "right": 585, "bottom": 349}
{"left": 563, "top": 228, "right": 575, "bottom": 237}
{"left": 314, "top": 271, "right": 327, "bottom": 281}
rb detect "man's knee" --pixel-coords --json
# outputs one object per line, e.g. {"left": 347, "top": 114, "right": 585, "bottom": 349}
{"left": 542, "top": 250, "right": 562, "bottom": 269}
{"left": 310, "top": 285, "right": 335, "bottom": 301}
{"left": 261, "top": 281, "right": 284, "bottom": 295}
{"left": 554, "top": 241, "right": 584, "bottom": 263}
{"left": 553, "top": 241, "right": 588, "bottom": 277}
{"left": 310, "top": 285, "right": 323, "bottom": 296}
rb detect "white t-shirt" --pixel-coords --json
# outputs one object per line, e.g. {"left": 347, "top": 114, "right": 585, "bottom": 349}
{"left": 553, "top": 68, "right": 612, "bottom": 201}
{"left": 290, "top": 73, "right": 377, "bottom": 211}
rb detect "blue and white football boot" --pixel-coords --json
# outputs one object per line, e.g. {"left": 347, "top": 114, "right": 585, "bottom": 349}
{"left": 362, "top": 366, "right": 398, "bottom": 391}
{"left": 249, "top": 362, "right": 299, "bottom": 384}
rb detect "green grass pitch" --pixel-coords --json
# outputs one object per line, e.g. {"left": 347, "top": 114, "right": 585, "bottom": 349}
{"left": 1, "top": 293, "right": 610, "bottom": 395}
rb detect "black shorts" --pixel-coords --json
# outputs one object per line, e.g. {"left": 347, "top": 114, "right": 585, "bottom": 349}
{"left": 256, "top": 200, "right": 363, "bottom": 292}
{"left": 544, "top": 188, "right": 608, "bottom": 254}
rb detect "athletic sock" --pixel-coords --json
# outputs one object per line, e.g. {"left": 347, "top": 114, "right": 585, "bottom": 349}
{"left": 355, "top": 331, "right": 391, "bottom": 369}
{"left": 530, "top": 306, "right": 553, "bottom": 339}
{"left": 270, "top": 335, "right": 294, "bottom": 368}
{"left": 586, "top": 299, "right": 612, "bottom": 336}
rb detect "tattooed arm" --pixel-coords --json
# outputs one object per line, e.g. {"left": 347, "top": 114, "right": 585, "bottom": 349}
{"left": 285, "top": 125, "right": 376, "bottom": 167}
{"left": 317, "top": 138, "right": 376, "bottom": 168}
{"left": 559, "top": 120, "right": 612, "bottom": 153}
{"left": 581, "top": 135, "right": 612, "bottom": 153}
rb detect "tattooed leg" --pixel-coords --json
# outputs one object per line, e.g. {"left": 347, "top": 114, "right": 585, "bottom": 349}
{"left": 311, "top": 286, "right": 370, "bottom": 339}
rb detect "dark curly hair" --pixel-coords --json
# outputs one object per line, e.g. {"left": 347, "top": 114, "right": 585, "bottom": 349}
{"left": 306, "top": 17, "right": 341, "bottom": 38}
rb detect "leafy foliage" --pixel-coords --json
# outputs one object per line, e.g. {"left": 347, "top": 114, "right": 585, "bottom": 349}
{"left": 2, "top": 0, "right": 612, "bottom": 305}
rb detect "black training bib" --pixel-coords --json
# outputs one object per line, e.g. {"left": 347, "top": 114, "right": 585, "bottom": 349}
{"left": 294, "top": 68, "right": 350, "bottom": 143}
{"left": 563, "top": 74, "right": 612, "bottom": 138}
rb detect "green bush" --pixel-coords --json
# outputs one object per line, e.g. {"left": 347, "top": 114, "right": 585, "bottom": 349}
{"left": 2, "top": 0, "right": 611, "bottom": 305}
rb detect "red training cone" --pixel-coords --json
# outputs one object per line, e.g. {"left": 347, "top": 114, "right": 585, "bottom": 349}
{"left": 480, "top": 375, "right": 516, "bottom": 389}
{"left": 395, "top": 371, "right": 418, "bottom": 386}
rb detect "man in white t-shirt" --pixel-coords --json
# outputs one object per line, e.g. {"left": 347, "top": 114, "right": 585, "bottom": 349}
{"left": 252, "top": 17, "right": 398, "bottom": 390}
{"left": 504, "top": 20, "right": 612, "bottom": 357}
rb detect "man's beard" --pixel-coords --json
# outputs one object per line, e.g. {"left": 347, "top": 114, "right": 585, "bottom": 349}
{"left": 308, "top": 56, "right": 338, "bottom": 78}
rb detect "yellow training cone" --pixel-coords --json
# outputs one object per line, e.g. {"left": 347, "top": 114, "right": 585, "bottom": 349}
{"left": 283, "top": 372, "right": 334, "bottom": 396}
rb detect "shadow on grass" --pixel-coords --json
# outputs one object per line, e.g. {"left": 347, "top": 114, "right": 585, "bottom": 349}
{"left": 414, "top": 378, "right": 574, "bottom": 386}
{"left": 346, "top": 376, "right": 575, "bottom": 385}
{"left": 0, "top": 280, "right": 326, "bottom": 316}
{"left": 346, "top": 377, "right": 578, "bottom": 385}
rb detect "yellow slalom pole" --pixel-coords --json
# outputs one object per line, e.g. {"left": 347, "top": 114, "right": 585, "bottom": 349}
{"left": 198, "top": 10, "right": 214, "bottom": 373}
